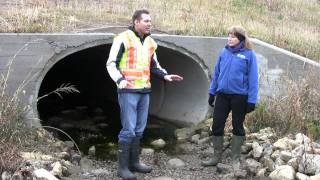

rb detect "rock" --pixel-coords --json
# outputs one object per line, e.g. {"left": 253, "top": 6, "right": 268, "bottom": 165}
{"left": 64, "top": 141, "right": 75, "bottom": 149}
{"left": 310, "top": 174, "right": 320, "bottom": 180}
{"left": 34, "top": 168, "right": 59, "bottom": 180}
{"left": 287, "top": 157, "right": 299, "bottom": 171}
{"left": 216, "top": 163, "right": 233, "bottom": 173}
{"left": 60, "top": 159, "right": 73, "bottom": 167}
{"left": 312, "top": 147, "right": 320, "bottom": 155}
{"left": 252, "top": 142, "right": 263, "bottom": 159}
{"left": 62, "top": 165, "right": 71, "bottom": 176}
{"left": 313, "top": 141, "right": 320, "bottom": 149}
{"left": 194, "top": 118, "right": 212, "bottom": 132}
{"left": 274, "top": 157, "right": 286, "bottom": 167}
{"left": 293, "top": 145, "right": 313, "bottom": 157}
{"left": 1, "top": 171, "right": 11, "bottom": 180}
{"left": 234, "top": 169, "right": 247, "bottom": 178}
{"left": 93, "top": 115, "right": 106, "bottom": 122}
{"left": 269, "top": 165, "right": 295, "bottom": 180}
{"left": 262, "top": 156, "right": 275, "bottom": 172}
{"left": 57, "top": 152, "right": 70, "bottom": 160}
{"left": 88, "top": 146, "right": 96, "bottom": 156}
{"left": 168, "top": 158, "right": 185, "bottom": 168}
{"left": 220, "top": 173, "right": 237, "bottom": 180}
{"left": 263, "top": 143, "right": 274, "bottom": 157}
{"left": 80, "top": 157, "right": 94, "bottom": 172}
{"left": 271, "top": 150, "right": 281, "bottom": 161}
{"left": 295, "top": 133, "right": 311, "bottom": 146}
{"left": 200, "top": 131, "right": 209, "bottom": 139}
{"left": 296, "top": 172, "right": 311, "bottom": 180}
{"left": 191, "top": 134, "right": 200, "bottom": 143}
{"left": 223, "top": 141, "right": 230, "bottom": 148}
{"left": 75, "top": 105, "right": 88, "bottom": 112}
{"left": 151, "top": 139, "right": 166, "bottom": 149}
{"left": 280, "top": 151, "right": 293, "bottom": 162}
{"left": 51, "top": 161, "right": 63, "bottom": 177}
{"left": 36, "top": 128, "right": 49, "bottom": 139}
{"left": 259, "top": 127, "right": 275, "bottom": 135}
{"left": 141, "top": 148, "right": 155, "bottom": 156}
{"left": 175, "top": 127, "right": 195, "bottom": 142}
{"left": 175, "top": 142, "right": 195, "bottom": 154}
{"left": 273, "top": 137, "right": 289, "bottom": 150}
{"left": 257, "top": 134, "right": 270, "bottom": 141}
{"left": 273, "top": 137, "right": 295, "bottom": 150}
{"left": 71, "top": 154, "right": 81, "bottom": 165}
{"left": 298, "top": 154, "right": 320, "bottom": 175}
{"left": 198, "top": 137, "right": 210, "bottom": 145}
{"left": 90, "top": 168, "right": 110, "bottom": 178}
{"left": 152, "top": 177, "right": 175, "bottom": 180}
{"left": 247, "top": 133, "right": 259, "bottom": 140}
{"left": 256, "top": 128, "right": 276, "bottom": 141}
{"left": 66, "top": 163, "right": 82, "bottom": 177}
{"left": 245, "top": 158, "right": 262, "bottom": 174}
{"left": 97, "top": 123, "right": 109, "bottom": 129}
{"left": 52, "top": 140, "right": 66, "bottom": 150}
{"left": 60, "top": 109, "right": 80, "bottom": 119}
{"left": 242, "top": 143, "right": 252, "bottom": 153}
{"left": 24, "top": 160, "right": 44, "bottom": 169}
{"left": 11, "top": 173, "right": 23, "bottom": 180}
{"left": 257, "top": 168, "right": 267, "bottom": 177}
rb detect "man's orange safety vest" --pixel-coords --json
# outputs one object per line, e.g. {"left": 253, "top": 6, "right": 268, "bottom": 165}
{"left": 118, "top": 30, "right": 157, "bottom": 89}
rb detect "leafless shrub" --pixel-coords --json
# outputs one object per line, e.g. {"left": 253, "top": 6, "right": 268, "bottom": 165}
{"left": 246, "top": 68, "right": 320, "bottom": 139}
{"left": 0, "top": 42, "right": 80, "bottom": 174}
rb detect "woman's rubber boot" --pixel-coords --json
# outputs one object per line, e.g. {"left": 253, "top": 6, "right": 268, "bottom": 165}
{"left": 231, "top": 135, "right": 245, "bottom": 170}
{"left": 201, "top": 136, "right": 224, "bottom": 166}
{"left": 130, "top": 137, "right": 152, "bottom": 173}
{"left": 118, "top": 142, "right": 137, "bottom": 180}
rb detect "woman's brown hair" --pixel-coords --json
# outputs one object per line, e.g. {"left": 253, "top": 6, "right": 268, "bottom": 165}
{"left": 228, "top": 26, "right": 253, "bottom": 49}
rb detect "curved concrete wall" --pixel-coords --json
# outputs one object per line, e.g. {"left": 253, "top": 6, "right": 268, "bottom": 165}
{"left": 0, "top": 33, "right": 319, "bottom": 127}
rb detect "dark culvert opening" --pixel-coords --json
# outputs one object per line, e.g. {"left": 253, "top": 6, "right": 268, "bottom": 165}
{"left": 37, "top": 43, "right": 208, "bottom": 159}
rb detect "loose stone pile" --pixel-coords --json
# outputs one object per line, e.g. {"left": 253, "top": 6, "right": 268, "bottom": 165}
{"left": 2, "top": 118, "right": 320, "bottom": 180}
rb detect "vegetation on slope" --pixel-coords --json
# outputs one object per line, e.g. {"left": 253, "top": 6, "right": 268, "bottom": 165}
{"left": 0, "top": 0, "right": 319, "bottom": 61}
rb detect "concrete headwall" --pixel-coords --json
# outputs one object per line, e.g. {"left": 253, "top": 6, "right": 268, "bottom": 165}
{"left": 0, "top": 33, "right": 319, "bottom": 126}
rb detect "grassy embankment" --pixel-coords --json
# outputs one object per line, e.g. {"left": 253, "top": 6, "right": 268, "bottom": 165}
{"left": 0, "top": 0, "right": 319, "bottom": 173}
{"left": 0, "top": 0, "right": 319, "bottom": 61}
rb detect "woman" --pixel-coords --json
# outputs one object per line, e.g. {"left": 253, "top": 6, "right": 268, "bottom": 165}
{"left": 201, "top": 26, "right": 259, "bottom": 169}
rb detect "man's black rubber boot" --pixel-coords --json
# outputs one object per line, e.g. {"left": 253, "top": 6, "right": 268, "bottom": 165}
{"left": 118, "top": 142, "right": 137, "bottom": 180}
{"left": 130, "top": 137, "right": 152, "bottom": 173}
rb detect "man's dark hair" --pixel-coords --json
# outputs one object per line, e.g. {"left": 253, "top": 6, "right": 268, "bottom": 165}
{"left": 132, "top": 9, "right": 150, "bottom": 25}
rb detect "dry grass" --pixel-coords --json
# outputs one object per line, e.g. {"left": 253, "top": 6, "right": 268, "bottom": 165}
{"left": 0, "top": 0, "right": 319, "bottom": 61}
{"left": 0, "top": 79, "right": 33, "bottom": 173}
{"left": 246, "top": 69, "right": 320, "bottom": 139}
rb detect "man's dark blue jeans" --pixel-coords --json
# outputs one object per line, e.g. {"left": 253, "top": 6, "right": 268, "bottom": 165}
{"left": 117, "top": 92, "right": 150, "bottom": 144}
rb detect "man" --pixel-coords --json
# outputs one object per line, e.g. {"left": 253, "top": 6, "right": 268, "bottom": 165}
{"left": 107, "top": 9, "right": 183, "bottom": 180}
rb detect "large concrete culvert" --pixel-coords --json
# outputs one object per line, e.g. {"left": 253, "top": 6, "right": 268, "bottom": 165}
{"left": 37, "top": 42, "right": 210, "bottom": 130}
{"left": 37, "top": 44, "right": 120, "bottom": 130}
{"left": 1, "top": 33, "right": 318, "bottom": 131}
{"left": 150, "top": 43, "right": 210, "bottom": 125}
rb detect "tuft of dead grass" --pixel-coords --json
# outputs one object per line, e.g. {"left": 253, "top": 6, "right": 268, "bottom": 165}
{"left": 246, "top": 68, "right": 320, "bottom": 139}
{"left": 0, "top": 40, "right": 80, "bottom": 174}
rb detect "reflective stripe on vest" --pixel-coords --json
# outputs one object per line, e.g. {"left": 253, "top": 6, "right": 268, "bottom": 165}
{"left": 118, "top": 30, "right": 157, "bottom": 89}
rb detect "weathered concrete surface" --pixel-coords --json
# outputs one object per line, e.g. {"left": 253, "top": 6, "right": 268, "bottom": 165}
{"left": 0, "top": 33, "right": 319, "bottom": 126}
